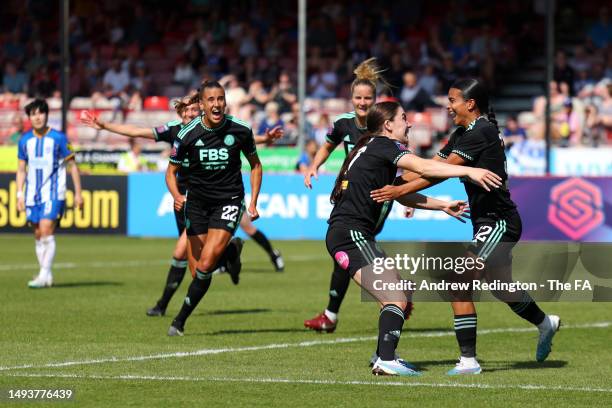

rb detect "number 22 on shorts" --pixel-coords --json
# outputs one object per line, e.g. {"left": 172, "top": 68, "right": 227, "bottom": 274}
{"left": 221, "top": 205, "right": 239, "bottom": 222}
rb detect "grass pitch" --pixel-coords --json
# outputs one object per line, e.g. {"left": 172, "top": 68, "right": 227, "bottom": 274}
{"left": 0, "top": 234, "right": 610, "bottom": 407}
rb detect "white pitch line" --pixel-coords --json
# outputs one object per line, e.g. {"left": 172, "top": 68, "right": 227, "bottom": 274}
{"left": 5, "top": 372, "right": 612, "bottom": 393}
{"left": 0, "top": 255, "right": 328, "bottom": 271}
{"left": 0, "top": 322, "right": 608, "bottom": 373}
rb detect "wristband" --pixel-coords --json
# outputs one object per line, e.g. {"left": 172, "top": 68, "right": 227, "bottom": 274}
{"left": 17, "top": 191, "right": 24, "bottom": 199}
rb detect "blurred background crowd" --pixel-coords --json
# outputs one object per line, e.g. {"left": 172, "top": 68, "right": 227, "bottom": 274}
{"left": 0, "top": 0, "right": 610, "bottom": 165}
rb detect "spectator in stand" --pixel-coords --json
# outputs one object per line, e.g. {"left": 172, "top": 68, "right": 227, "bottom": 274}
{"left": 569, "top": 45, "right": 592, "bottom": 74}
{"left": 31, "top": 66, "right": 56, "bottom": 98}
{"left": 308, "top": 61, "right": 338, "bottom": 99}
{"left": 588, "top": 7, "right": 611, "bottom": 49}
{"left": 118, "top": 139, "right": 148, "bottom": 172}
{"left": 270, "top": 72, "right": 297, "bottom": 114}
{"left": 258, "top": 102, "right": 284, "bottom": 136}
{"left": 282, "top": 102, "right": 315, "bottom": 145}
{"left": 221, "top": 75, "right": 247, "bottom": 116}
{"left": 3, "top": 30, "right": 26, "bottom": 62}
{"left": 399, "top": 70, "right": 439, "bottom": 112}
{"left": 173, "top": 57, "right": 197, "bottom": 91}
{"left": 574, "top": 69, "right": 596, "bottom": 95}
{"left": 386, "top": 53, "right": 405, "bottom": 91}
{"left": 6, "top": 112, "right": 25, "bottom": 145}
{"left": 470, "top": 24, "right": 500, "bottom": 58}
{"left": 313, "top": 113, "right": 331, "bottom": 146}
{"left": 239, "top": 26, "right": 259, "bottom": 58}
{"left": 3, "top": 62, "right": 28, "bottom": 94}
{"left": 557, "top": 98, "right": 582, "bottom": 147}
{"left": 587, "top": 82, "right": 612, "bottom": 145}
{"left": 554, "top": 50, "right": 575, "bottom": 96}
{"left": 418, "top": 64, "right": 439, "bottom": 96}
{"left": 129, "top": 4, "right": 158, "bottom": 49}
{"left": 439, "top": 53, "right": 460, "bottom": 92}
{"left": 103, "top": 59, "right": 130, "bottom": 94}
{"left": 131, "top": 64, "right": 151, "bottom": 96}
{"left": 296, "top": 139, "right": 319, "bottom": 175}
{"left": 25, "top": 41, "right": 48, "bottom": 77}
{"left": 533, "top": 80, "right": 566, "bottom": 118}
{"left": 244, "top": 80, "right": 269, "bottom": 111}
{"left": 502, "top": 115, "right": 527, "bottom": 149}
{"left": 449, "top": 29, "right": 471, "bottom": 66}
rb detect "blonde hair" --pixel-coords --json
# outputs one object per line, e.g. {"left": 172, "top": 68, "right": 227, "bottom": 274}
{"left": 351, "top": 57, "right": 389, "bottom": 95}
{"left": 173, "top": 93, "right": 200, "bottom": 114}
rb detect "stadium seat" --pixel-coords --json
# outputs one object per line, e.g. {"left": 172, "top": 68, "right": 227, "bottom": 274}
{"left": 143, "top": 96, "right": 170, "bottom": 110}
{"left": 0, "top": 99, "right": 20, "bottom": 110}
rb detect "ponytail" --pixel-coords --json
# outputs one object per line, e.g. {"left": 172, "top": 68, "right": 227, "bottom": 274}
{"left": 351, "top": 57, "right": 390, "bottom": 96}
{"left": 487, "top": 104, "right": 499, "bottom": 134}
{"left": 330, "top": 134, "right": 372, "bottom": 204}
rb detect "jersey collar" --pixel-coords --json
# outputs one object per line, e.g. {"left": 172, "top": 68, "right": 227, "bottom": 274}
{"left": 353, "top": 116, "right": 367, "bottom": 131}
{"left": 200, "top": 115, "right": 227, "bottom": 132}
{"left": 466, "top": 115, "right": 487, "bottom": 131}
{"left": 33, "top": 127, "right": 51, "bottom": 138}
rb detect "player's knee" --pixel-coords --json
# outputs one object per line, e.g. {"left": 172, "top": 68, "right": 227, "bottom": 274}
{"left": 198, "top": 251, "right": 223, "bottom": 272}
{"left": 173, "top": 247, "right": 187, "bottom": 260}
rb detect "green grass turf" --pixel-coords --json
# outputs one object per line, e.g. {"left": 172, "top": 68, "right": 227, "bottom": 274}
{"left": 0, "top": 234, "right": 610, "bottom": 407}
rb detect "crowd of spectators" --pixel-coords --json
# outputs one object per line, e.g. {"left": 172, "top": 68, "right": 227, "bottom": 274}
{"left": 515, "top": 6, "right": 612, "bottom": 148}
{"left": 0, "top": 0, "right": 610, "bottom": 150}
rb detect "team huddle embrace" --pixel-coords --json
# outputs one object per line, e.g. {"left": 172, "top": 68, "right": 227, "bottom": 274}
{"left": 16, "top": 58, "right": 560, "bottom": 378}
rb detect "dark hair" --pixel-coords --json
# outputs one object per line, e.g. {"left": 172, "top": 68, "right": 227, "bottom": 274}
{"left": 451, "top": 78, "right": 499, "bottom": 133}
{"left": 198, "top": 80, "right": 224, "bottom": 96}
{"left": 24, "top": 98, "right": 49, "bottom": 116}
{"left": 330, "top": 101, "right": 401, "bottom": 204}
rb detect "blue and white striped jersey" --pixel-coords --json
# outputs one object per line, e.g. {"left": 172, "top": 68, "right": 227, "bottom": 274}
{"left": 18, "top": 128, "right": 72, "bottom": 206}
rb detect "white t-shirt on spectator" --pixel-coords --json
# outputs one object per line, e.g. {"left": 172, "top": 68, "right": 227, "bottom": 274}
{"left": 309, "top": 72, "right": 337, "bottom": 99}
{"left": 103, "top": 68, "right": 130, "bottom": 93}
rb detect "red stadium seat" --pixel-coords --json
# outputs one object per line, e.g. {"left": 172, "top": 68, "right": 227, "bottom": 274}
{"left": 143, "top": 96, "right": 170, "bottom": 110}
{"left": 0, "top": 99, "right": 20, "bottom": 110}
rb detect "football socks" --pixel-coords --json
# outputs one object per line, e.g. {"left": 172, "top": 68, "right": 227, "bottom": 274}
{"left": 378, "top": 304, "right": 405, "bottom": 361}
{"left": 326, "top": 262, "right": 351, "bottom": 314}
{"left": 174, "top": 268, "right": 213, "bottom": 325}
{"left": 156, "top": 258, "right": 188, "bottom": 310}
{"left": 454, "top": 314, "right": 477, "bottom": 358}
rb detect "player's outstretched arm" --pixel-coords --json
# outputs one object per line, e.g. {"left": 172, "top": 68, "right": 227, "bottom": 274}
{"left": 401, "top": 154, "right": 501, "bottom": 192}
{"left": 254, "top": 126, "right": 284, "bottom": 145}
{"left": 371, "top": 155, "right": 449, "bottom": 202}
{"left": 396, "top": 193, "right": 470, "bottom": 223}
{"left": 304, "top": 141, "right": 336, "bottom": 189}
{"left": 15, "top": 159, "right": 26, "bottom": 212}
{"left": 67, "top": 157, "right": 83, "bottom": 209}
{"left": 246, "top": 153, "right": 262, "bottom": 221}
{"left": 80, "top": 110, "right": 155, "bottom": 139}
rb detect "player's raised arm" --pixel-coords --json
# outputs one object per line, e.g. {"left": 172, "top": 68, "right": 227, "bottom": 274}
{"left": 80, "top": 110, "right": 155, "bottom": 139}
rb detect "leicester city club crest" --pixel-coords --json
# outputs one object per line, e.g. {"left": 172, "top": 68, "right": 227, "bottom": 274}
{"left": 224, "top": 134, "right": 235, "bottom": 146}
